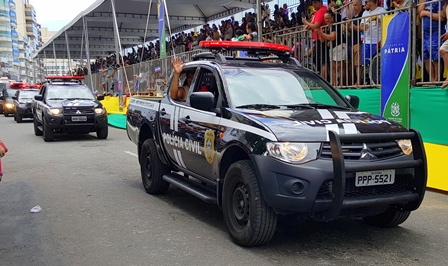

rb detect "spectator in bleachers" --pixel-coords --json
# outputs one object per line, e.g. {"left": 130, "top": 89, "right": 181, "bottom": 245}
{"left": 242, "top": 22, "right": 259, "bottom": 42}
{"left": 224, "top": 21, "right": 234, "bottom": 41}
{"left": 318, "top": 10, "right": 347, "bottom": 86}
{"left": 347, "top": 0, "right": 365, "bottom": 86}
{"left": 302, "top": 0, "right": 328, "bottom": 80}
{"left": 262, "top": 3, "right": 271, "bottom": 29}
{"left": 419, "top": 0, "right": 446, "bottom": 83}
{"left": 360, "top": 0, "right": 386, "bottom": 84}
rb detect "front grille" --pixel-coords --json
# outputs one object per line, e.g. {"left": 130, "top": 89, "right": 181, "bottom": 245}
{"left": 316, "top": 174, "right": 414, "bottom": 200}
{"left": 320, "top": 140, "right": 403, "bottom": 160}
{"left": 63, "top": 107, "right": 94, "bottom": 115}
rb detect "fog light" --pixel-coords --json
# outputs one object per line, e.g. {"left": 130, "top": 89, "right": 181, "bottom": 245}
{"left": 290, "top": 181, "right": 305, "bottom": 195}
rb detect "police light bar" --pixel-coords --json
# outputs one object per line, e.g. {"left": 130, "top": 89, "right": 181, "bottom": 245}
{"left": 9, "top": 82, "right": 28, "bottom": 89}
{"left": 199, "top": 41, "right": 292, "bottom": 53}
{"left": 45, "top": 76, "right": 84, "bottom": 80}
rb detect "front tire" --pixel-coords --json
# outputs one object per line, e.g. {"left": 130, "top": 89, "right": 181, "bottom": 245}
{"left": 15, "top": 113, "right": 22, "bottom": 123}
{"left": 363, "top": 206, "right": 411, "bottom": 227}
{"left": 140, "top": 139, "right": 170, "bottom": 194}
{"left": 222, "top": 160, "right": 277, "bottom": 247}
{"left": 43, "top": 119, "right": 54, "bottom": 142}
{"left": 34, "top": 115, "right": 42, "bottom": 136}
{"left": 96, "top": 126, "right": 108, "bottom": 139}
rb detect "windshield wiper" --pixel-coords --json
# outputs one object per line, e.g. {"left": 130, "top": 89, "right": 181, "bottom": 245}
{"left": 284, "top": 103, "right": 352, "bottom": 110}
{"left": 236, "top": 104, "right": 282, "bottom": 110}
{"left": 47, "top": 98, "right": 65, "bottom": 100}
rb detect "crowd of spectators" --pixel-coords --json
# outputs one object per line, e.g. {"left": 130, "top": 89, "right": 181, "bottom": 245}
{"left": 71, "top": 0, "right": 448, "bottom": 88}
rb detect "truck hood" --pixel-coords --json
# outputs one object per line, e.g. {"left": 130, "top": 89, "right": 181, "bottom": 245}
{"left": 235, "top": 108, "right": 407, "bottom": 142}
{"left": 47, "top": 99, "right": 102, "bottom": 109}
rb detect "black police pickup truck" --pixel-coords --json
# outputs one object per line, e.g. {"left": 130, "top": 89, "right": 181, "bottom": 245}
{"left": 13, "top": 88, "right": 40, "bottom": 123}
{"left": 33, "top": 76, "right": 108, "bottom": 142}
{"left": 126, "top": 41, "right": 427, "bottom": 246}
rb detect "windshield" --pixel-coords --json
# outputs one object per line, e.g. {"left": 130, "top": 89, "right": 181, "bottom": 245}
{"left": 19, "top": 90, "right": 39, "bottom": 100}
{"left": 6, "top": 89, "right": 17, "bottom": 97}
{"left": 222, "top": 67, "right": 349, "bottom": 108}
{"left": 46, "top": 85, "right": 95, "bottom": 100}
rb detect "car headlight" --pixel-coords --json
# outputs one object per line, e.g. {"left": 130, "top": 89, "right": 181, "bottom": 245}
{"left": 396, "top": 139, "right": 413, "bottom": 155}
{"left": 266, "top": 142, "right": 320, "bottom": 164}
{"left": 18, "top": 103, "right": 26, "bottom": 108}
{"left": 47, "top": 108, "right": 63, "bottom": 116}
{"left": 94, "top": 107, "right": 106, "bottom": 115}
{"left": 4, "top": 102, "right": 14, "bottom": 109}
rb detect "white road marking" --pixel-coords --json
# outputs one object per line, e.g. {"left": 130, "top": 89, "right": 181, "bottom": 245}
{"left": 124, "top": 151, "right": 138, "bottom": 158}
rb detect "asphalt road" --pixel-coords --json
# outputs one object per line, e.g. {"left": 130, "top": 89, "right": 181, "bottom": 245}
{"left": 1, "top": 114, "right": 447, "bottom": 266}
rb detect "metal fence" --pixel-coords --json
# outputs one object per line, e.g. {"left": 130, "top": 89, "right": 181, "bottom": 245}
{"left": 85, "top": 1, "right": 447, "bottom": 91}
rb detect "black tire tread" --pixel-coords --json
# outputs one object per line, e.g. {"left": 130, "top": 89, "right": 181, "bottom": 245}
{"left": 140, "top": 139, "right": 170, "bottom": 194}
{"left": 34, "top": 115, "right": 42, "bottom": 136}
{"left": 223, "top": 160, "right": 277, "bottom": 247}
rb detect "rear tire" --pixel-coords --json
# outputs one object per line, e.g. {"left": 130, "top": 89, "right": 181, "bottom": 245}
{"left": 43, "top": 119, "right": 54, "bottom": 142}
{"left": 140, "top": 139, "right": 170, "bottom": 194}
{"left": 96, "top": 126, "right": 108, "bottom": 139}
{"left": 362, "top": 206, "right": 411, "bottom": 227}
{"left": 222, "top": 160, "right": 277, "bottom": 247}
{"left": 34, "top": 115, "right": 42, "bottom": 136}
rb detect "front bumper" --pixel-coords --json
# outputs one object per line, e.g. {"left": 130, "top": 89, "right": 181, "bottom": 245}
{"left": 44, "top": 113, "right": 108, "bottom": 133}
{"left": 252, "top": 130, "right": 427, "bottom": 220}
{"left": 16, "top": 106, "right": 34, "bottom": 118}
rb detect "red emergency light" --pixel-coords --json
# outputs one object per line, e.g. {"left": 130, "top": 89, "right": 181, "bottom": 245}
{"left": 45, "top": 76, "right": 84, "bottom": 80}
{"left": 199, "top": 41, "right": 292, "bottom": 53}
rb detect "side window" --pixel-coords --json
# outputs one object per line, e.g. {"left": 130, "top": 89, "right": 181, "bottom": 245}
{"left": 188, "top": 68, "right": 220, "bottom": 107}
{"left": 40, "top": 86, "right": 47, "bottom": 98}
{"left": 170, "top": 67, "right": 197, "bottom": 103}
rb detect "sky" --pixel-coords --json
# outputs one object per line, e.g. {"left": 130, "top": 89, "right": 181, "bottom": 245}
{"left": 29, "top": 0, "right": 97, "bottom": 31}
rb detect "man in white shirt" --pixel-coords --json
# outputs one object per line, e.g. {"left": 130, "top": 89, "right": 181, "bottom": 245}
{"left": 360, "top": 0, "right": 387, "bottom": 67}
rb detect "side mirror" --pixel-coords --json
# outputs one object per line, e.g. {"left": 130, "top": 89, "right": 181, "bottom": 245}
{"left": 345, "top": 95, "right": 359, "bottom": 109}
{"left": 97, "top": 95, "right": 105, "bottom": 101}
{"left": 190, "top": 92, "right": 215, "bottom": 112}
{"left": 12, "top": 96, "right": 17, "bottom": 100}
{"left": 34, "top": 95, "right": 43, "bottom": 101}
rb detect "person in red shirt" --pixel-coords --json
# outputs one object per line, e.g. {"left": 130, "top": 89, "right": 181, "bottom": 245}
{"left": 302, "top": 0, "right": 328, "bottom": 80}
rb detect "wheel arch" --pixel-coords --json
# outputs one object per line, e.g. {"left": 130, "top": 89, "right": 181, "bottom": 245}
{"left": 138, "top": 122, "right": 169, "bottom": 165}
{"left": 217, "top": 143, "right": 251, "bottom": 208}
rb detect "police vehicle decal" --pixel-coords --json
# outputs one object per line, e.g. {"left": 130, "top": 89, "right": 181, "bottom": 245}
{"left": 173, "top": 149, "right": 187, "bottom": 168}
{"left": 162, "top": 105, "right": 278, "bottom": 141}
{"left": 204, "top": 129, "right": 215, "bottom": 164}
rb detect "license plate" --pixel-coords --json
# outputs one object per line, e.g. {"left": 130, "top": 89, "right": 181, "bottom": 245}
{"left": 355, "top": 169, "right": 395, "bottom": 187}
{"left": 72, "top": 116, "right": 87, "bottom": 122}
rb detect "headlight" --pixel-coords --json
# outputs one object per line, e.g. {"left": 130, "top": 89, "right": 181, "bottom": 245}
{"left": 47, "top": 108, "right": 63, "bottom": 116}
{"left": 18, "top": 103, "right": 26, "bottom": 108}
{"left": 266, "top": 142, "right": 320, "bottom": 164}
{"left": 94, "top": 107, "right": 106, "bottom": 115}
{"left": 396, "top": 139, "right": 413, "bottom": 155}
{"left": 4, "top": 102, "right": 13, "bottom": 109}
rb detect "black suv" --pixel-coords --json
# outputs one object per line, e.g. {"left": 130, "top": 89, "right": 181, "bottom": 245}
{"left": 13, "top": 88, "right": 40, "bottom": 123}
{"left": 32, "top": 76, "right": 108, "bottom": 142}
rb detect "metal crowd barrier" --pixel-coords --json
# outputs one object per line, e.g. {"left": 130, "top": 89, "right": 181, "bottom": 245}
{"left": 85, "top": 1, "right": 447, "bottom": 91}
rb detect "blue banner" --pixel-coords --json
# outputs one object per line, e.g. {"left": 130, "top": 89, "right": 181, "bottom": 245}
{"left": 381, "top": 12, "right": 410, "bottom": 128}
